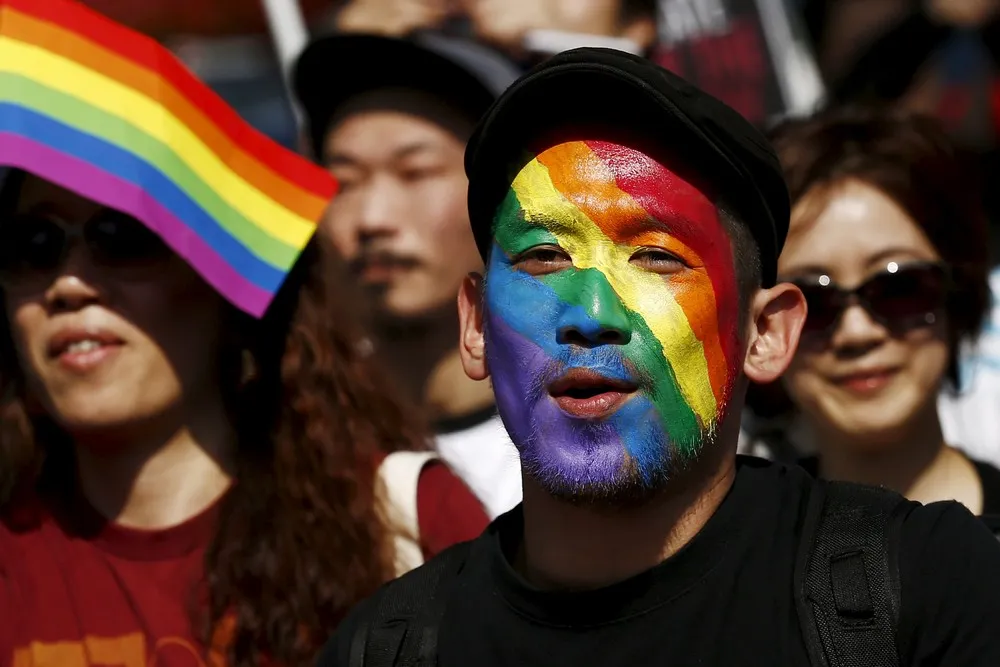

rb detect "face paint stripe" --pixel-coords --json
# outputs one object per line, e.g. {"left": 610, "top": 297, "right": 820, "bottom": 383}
{"left": 541, "top": 267, "right": 702, "bottom": 449}
{"left": 584, "top": 139, "right": 741, "bottom": 384}
{"left": 485, "top": 245, "right": 703, "bottom": 457}
{"left": 511, "top": 157, "right": 719, "bottom": 428}
{"left": 537, "top": 143, "right": 730, "bottom": 407}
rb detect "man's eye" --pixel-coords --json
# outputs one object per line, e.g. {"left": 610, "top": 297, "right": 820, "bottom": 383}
{"left": 513, "top": 247, "right": 572, "bottom": 275}
{"left": 329, "top": 171, "right": 362, "bottom": 193}
{"left": 398, "top": 164, "right": 448, "bottom": 183}
{"left": 630, "top": 249, "right": 686, "bottom": 274}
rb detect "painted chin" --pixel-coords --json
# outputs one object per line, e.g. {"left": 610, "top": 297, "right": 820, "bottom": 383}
{"left": 522, "top": 403, "right": 634, "bottom": 488}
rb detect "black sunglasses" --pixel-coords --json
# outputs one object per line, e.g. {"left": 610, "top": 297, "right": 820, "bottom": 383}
{"left": 0, "top": 210, "right": 171, "bottom": 287}
{"left": 785, "top": 261, "right": 949, "bottom": 336}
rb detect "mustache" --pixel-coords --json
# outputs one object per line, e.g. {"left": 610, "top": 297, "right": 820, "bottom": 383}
{"left": 348, "top": 250, "right": 420, "bottom": 274}
{"left": 525, "top": 349, "right": 653, "bottom": 401}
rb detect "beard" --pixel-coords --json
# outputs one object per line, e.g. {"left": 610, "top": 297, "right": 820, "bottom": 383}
{"left": 512, "top": 411, "right": 724, "bottom": 510}
{"left": 482, "top": 300, "right": 738, "bottom": 510}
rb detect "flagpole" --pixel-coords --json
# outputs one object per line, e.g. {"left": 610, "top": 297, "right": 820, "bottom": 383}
{"left": 260, "top": 0, "right": 309, "bottom": 129}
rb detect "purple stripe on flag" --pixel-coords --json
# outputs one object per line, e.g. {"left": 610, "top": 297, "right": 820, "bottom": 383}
{"left": 0, "top": 132, "right": 272, "bottom": 316}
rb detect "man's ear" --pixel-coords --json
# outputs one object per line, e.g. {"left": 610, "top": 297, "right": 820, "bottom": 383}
{"left": 458, "top": 273, "right": 489, "bottom": 381}
{"left": 743, "top": 282, "right": 807, "bottom": 384}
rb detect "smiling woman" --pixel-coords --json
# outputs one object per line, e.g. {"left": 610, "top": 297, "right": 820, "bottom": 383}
{"left": 762, "top": 107, "right": 1000, "bottom": 517}
{"left": 0, "top": 1, "right": 488, "bottom": 665}
{"left": 0, "top": 171, "right": 488, "bottom": 667}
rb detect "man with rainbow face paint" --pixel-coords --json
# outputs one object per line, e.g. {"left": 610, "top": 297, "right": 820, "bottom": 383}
{"left": 320, "top": 49, "right": 1000, "bottom": 667}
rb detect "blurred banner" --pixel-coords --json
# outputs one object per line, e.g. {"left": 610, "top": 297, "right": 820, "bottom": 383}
{"left": 81, "top": 0, "right": 330, "bottom": 37}
{"left": 652, "top": 0, "right": 824, "bottom": 125}
{"left": 329, "top": 0, "right": 659, "bottom": 61}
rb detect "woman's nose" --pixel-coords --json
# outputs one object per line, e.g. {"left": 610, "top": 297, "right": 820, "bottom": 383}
{"left": 43, "top": 246, "right": 104, "bottom": 312}
{"left": 828, "top": 303, "right": 888, "bottom": 356}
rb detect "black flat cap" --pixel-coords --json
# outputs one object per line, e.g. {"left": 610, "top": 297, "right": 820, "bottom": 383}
{"left": 294, "top": 33, "right": 521, "bottom": 159}
{"left": 464, "top": 47, "right": 790, "bottom": 287}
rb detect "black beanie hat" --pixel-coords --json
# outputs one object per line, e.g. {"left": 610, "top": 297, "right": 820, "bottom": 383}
{"left": 464, "top": 47, "right": 790, "bottom": 287}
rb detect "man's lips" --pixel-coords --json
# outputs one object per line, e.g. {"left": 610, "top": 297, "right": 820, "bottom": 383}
{"left": 548, "top": 368, "right": 638, "bottom": 419}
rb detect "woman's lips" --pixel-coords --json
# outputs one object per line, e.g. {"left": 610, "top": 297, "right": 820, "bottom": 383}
{"left": 548, "top": 368, "right": 638, "bottom": 420}
{"left": 48, "top": 328, "right": 125, "bottom": 374}
{"left": 57, "top": 343, "right": 123, "bottom": 373}
{"left": 832, "top": 368, "right": 900, "bottom": 395}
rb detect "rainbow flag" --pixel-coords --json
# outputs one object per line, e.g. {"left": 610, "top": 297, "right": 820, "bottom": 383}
{"left": 0, "top": 0, "right": 337, "bottom": 317}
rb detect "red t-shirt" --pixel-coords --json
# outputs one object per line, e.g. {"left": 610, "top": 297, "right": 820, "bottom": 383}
{"left": 0, "top": 460, "right": 487, "bottom": 667}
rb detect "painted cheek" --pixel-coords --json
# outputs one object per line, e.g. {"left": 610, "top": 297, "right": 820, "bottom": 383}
{"left": 483, "top": 248, "right": 576, "bottom": 457}
{"left": 485, "top": 250, "right": 564, "bottom": 351}
{"left": 653, "top": 270, "right": 729, "bottom": 407}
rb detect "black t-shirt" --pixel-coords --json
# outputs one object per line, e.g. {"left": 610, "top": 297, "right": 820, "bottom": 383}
{"left": 799, "top": 455, "right": 1000, "bottom": 516}
{"left": 973, "top": 460, "right": 1000, "bottom": 517}
{"left": 321, "top": 458, "right": 1000, "bottom": 666}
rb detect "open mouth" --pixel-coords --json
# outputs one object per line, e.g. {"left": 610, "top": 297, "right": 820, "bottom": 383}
{"left": 48, "top": 328, "right": 125, "bottom": 373}
{"left": 548, "top": 368, "right": 638, "bottom": 419}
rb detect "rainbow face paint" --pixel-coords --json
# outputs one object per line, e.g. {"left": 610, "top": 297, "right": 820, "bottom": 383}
{"left": 484, "top": 140, "right": 740, "bottom": 493}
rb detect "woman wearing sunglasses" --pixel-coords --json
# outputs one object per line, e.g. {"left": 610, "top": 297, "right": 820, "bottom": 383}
{"left": 0, "top": 166, "right": 490, "bottom": 665}
{"left": 762, "top": 107, "right": 1000, "bottom": 516}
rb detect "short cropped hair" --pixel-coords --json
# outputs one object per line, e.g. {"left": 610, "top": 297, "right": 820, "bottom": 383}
{"left": 719, "top": 204, "right": 762, "bottom": 321}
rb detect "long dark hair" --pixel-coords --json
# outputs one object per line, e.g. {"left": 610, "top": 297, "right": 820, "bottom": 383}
{"left": 0, "top": 170, "right": 429, "bottom": 666}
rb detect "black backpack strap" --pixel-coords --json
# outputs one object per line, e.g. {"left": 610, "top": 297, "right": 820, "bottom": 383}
{"left": 794, "top": 480, "right": 914, "bottom": 667}
{"left": 350, "top": 541, "right": 472, "bottom": 667}
{"left": 980, "top": 514, "right": 1000, "bottom": 540}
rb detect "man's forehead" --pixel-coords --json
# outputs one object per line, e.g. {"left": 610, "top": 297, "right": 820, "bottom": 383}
{"left": 505, "top": 139, "right": 724, "bottom": 244}
{"left": 323, "top": 88, "right": 475, "bottom": 154}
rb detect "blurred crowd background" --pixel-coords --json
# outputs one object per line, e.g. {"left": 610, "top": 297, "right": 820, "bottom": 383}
{"left": 101, "top": 0, "right": 1000, "bottom": 244}
{"left": 91, "top": 0, "right": 999, "bottom": 215}
{"left": 93, "top": 0, "right": 996, "bottom": 151}
{"left": 88, "top": 0, "right": 1000, "bottom": 462}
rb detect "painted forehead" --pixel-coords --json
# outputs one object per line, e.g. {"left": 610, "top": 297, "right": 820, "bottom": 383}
{"left": 498, "top": 140, "right": 727, "bottom": 254}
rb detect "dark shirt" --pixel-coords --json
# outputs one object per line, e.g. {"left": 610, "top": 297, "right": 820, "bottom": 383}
{"left": 973, "top": 459, "right": 1000, "bottom": 516}
{"left": 0, "top": 461, "right": 487, "bottom": 667}
{"left": 798, "top": 455, "right": 1000, "bottom": 515}
{"left": 320, "top": 457, "right": 1000, "bottom": 667}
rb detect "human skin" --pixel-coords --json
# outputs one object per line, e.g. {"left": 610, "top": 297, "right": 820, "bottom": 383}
{"left": 779, "top": 179, "right": 949, "bottom": 449}
{"left": 2, "top": 174, "right": 235, "bottom": 528}
{"left": 322, "top": 100, "right": 482, "bottom": 322}
{"left": 482, "top": 139, "right": 741, "bottom": 498}
{"left": 5, "top": 176, "right": 227, "bottom": 438}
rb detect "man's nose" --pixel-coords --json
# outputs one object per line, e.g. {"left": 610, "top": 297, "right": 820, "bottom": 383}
{"left": 557, "top": 269, "right": 632, "bottom": 347}
{"left": 356, "top": 176, "right": 405, "bottom": 240}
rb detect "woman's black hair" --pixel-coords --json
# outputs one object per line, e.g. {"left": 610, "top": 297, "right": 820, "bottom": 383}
{"left": 0, "top": 168, "right": 26, "bottom": 215}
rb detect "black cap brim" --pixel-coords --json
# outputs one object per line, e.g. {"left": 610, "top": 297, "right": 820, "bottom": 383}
{"left": 465, "top": 48, "right": 789, "bottom": 287}
{"left": 294, "top": 34, "right": 497, "bottom": 158}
